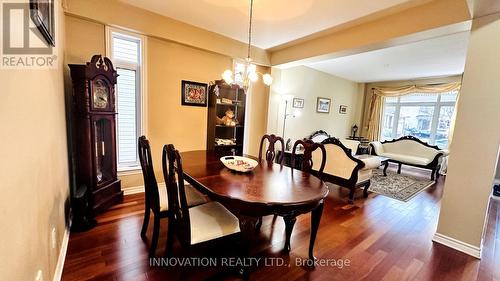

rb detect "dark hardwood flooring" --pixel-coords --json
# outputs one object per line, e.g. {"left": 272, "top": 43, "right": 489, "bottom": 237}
{"left": 62, "top": 165, "right": 500, "bottom": 281}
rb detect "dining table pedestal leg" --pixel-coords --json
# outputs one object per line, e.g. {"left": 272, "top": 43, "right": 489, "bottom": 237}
{"left": 308, "top": 201, "right": 324, "bottom": 262}
{"left": 283, "top": 214, "right": 297, "bottom": 252}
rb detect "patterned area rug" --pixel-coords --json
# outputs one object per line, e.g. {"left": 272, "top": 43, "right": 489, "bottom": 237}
{"left": 369, "top": 169, "right": 434, "bottom": 202}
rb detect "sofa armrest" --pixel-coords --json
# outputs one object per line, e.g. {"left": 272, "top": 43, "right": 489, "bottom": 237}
{"left": 370, "top": 141, "right": 384, "bottom": 155}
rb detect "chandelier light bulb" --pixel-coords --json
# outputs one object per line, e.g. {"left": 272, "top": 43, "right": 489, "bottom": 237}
{"left": 248, "top": 71, "right": 258, "bottom": 82}
{"left": 222, "top": 69, "right": 233, "bottom": 84}
{"left": 218, "top": 0, "right": 272, "bottom": 88}
{"left": 263, "top": 73, "right": 273, "bottom": 86}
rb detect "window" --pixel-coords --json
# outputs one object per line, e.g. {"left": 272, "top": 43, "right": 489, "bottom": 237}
{"left": 107, "top": 28, "right": 145, "bottom": 170}
{"left": 380, "top": 91, "right": 457, "bottom": 148}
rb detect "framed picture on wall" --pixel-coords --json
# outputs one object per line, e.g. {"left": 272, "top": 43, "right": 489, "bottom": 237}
{"left": 30, "top": 0, "right": 55, "bottom": 46}
{"left": 181, "top": 80, "right": 208, "bottom": 107}
{"left": 292, "top": 98, "right": 304, "bottom": 108}
{"left": 339, "top": 105, "right": 348, "bottom": 114}
{"left": 316, "top": 97, "right": 331, "bottom": 113}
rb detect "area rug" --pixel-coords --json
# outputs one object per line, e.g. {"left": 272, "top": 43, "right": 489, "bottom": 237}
{"left": 368, "top": 169, "right": 435, "bottom": 202}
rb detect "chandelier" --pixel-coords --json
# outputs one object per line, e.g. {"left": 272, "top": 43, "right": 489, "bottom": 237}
{"left": 221, "top": 0, "right": 273, "bottom": 88}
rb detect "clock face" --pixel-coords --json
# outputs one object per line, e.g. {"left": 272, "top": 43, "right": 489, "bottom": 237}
{"left": 92, "top": 79, "right": 109, "bottom": 109}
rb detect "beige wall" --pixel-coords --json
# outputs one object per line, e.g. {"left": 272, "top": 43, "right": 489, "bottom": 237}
{"left": 267, "top": 66, "right": 365, "bottom": 142}
{"left": 246, "top": 65, "right": 271, "bottom": 156}
{"left": 0, "top": 1, "right": 69, "bottom": 281}
{"left": 65, "top": 14, "right": 270, "bottom": 188}
{"left": 360, "top": 75, "right": 463, "bottom": 137}
{"left": 435, "top": 12, "right": 500, "bottom": 250}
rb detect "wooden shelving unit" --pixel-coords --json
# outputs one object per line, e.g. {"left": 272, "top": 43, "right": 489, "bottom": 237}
{"left": 206, "top": 80, "right": 246, "bottom": 155}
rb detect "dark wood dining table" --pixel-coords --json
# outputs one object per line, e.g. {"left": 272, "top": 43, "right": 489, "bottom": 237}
{"left": 180, "top": 150, "right": 329, "bottom": 260}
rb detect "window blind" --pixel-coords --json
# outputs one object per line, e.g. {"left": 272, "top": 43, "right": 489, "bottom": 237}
{"left": 112, "top": 32, "right": 141, "bottom": 168}
{"left": 116, "top": 68, "right": 138, "bottom": 165}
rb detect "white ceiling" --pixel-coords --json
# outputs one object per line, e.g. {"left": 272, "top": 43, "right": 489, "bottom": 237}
{"left": 119, "top": 0, "right": 417, "bottom": 49}
{"left": 305, "top": 32, "right": 469, "bottom": 83}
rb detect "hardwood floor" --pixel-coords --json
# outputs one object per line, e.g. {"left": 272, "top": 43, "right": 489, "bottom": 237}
{"left": 61, "top": 165, "right": 500, "bottom": 281}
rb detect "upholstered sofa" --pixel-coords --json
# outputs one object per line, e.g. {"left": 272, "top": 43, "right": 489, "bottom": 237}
{"left": 370, "top": 136, "right": 448, "bottom": 180}
{"left": 311, "top": 137, "right": 381, "bottom": 203}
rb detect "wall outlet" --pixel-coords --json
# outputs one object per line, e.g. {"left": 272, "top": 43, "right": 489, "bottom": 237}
{"left": 35, "top": 269, "right": 43, "bottom": 281}
{"left": 51, "top": 227, "right": 57, "bottom": 249}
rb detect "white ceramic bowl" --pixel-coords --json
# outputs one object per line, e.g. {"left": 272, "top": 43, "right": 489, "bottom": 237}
{"left": 220, "top": 156, "right": 258, "bottom": 173}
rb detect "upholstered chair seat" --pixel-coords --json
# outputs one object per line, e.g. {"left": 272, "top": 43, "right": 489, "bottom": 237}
{"left": 357, "top": 169, "right": 373, "bottom": 184}
{"left": 353, "top": 154, "right": 381, "bottom": 184}
{"left": 188, "top": 201, "right": 241, "bottom": 245}
{"left": 355, "top": 154, "right": 382, "bottom": 170}
{"left": 164, "top": 144, "right": 242, "bottom": 262}
{"left": 158, "top": 183, "right": 208, "bottom": 212}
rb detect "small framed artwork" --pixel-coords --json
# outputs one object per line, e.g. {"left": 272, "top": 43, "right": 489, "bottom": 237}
{"left": 30, "top": 0, "right": 55, "bottom": 46}
{"left": 339, "top": 105, "right": 348, "bottom": 114}
{"left": 316, "top": 97, "right": 331, "bottom": 113}
{"left": 181, "top": 80, "right": 208, "bottom": 107}
{"left": 292, "top": 98, "right": 304, "bottom": 108}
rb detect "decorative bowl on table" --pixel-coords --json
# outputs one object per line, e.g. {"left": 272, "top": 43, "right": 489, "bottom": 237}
{"left": 220, "top": 156, "right": 258, "bottom": 173}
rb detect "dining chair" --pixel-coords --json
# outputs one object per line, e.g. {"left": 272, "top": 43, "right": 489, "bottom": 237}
{"left": 292, "top": 139, "right": 327, "bottom": 175}
{"left": 164, "top": 144, "right": 242, "bottom": 265}
{"left": 258, "top": 134, "right": 285, "bottom": 164}
{"left": 265, "top": 139, "right": 326, "bottom": 251}
{"left": 256, "top": 134, "right": 285, "bottom": 231}
{"left": 138, "top": 136, "right": 207, "bottom": 257}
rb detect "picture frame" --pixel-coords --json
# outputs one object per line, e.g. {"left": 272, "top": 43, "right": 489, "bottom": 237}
{"left": 316, "top": 97, "right": 331, "bottom": 113}
{"left": 292, "top": 98, "right": 304, "bottom": 108}
{"left": 181, "top": 80, "right": 208, "bottom": 107}
{"left": 339, "top": 105, "right": 348, "bottom": 114}
{"left": 30, "top": 0, "right": 55, "bottom": 47}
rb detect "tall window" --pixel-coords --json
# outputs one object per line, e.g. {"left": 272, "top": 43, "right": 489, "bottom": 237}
{"left": 108, "top": 29, "right": 144, "bottom": 170}
{"left": 381, "top": 90, "right": 457, "bottom": 148}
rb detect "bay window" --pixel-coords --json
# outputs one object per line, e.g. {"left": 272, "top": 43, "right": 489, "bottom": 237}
{"left": 380, "top": 90, "right": 457, "bottom": 148}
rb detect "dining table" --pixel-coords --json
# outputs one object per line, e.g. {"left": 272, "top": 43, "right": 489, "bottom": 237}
{"left": 180, "top": 150, "right": 329, "bottom": 261}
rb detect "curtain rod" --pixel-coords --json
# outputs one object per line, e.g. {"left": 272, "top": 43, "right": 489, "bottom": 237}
{"left": 371, "top": 82, "right": 458, "bottom": 90}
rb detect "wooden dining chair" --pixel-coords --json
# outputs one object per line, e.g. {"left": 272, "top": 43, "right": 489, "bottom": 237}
{"left": 138, "top": 136, "right": 207, "bottom": 257}
{"left": 292, "top": 139, "right": 327, "bottom": 175}
{"left": 255, "top": 134, "right": 285, "bottom": 231}
{"left": 258, "top": 134, "right": 285, "bottom": 164}
{"left": 164, "top": 144, "right": 242, "bottom": 262}
{"left": 264, "top": 139, "right": 327, "bottom": 251}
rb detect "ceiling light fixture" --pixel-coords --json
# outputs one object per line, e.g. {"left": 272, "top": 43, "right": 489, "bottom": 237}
{"left": 221, "top": 0, "right": 272, "bottom": 89}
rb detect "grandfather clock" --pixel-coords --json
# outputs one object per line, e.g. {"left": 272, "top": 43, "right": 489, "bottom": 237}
{"left": 69, "top": 55, "right": 123, "bottom": 214}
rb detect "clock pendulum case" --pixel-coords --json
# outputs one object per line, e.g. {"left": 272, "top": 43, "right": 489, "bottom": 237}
{"left": 68, "top": 55, "right": 123, "bottom": 215}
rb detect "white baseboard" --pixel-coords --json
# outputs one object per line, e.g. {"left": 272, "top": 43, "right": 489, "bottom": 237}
{"left": 53, "top": 228, "right": 70, "bottom": 281}
{"left": 123, "top": 185, "right": 145, "bottom": 195}
{"left": 432, "top": 232, "right": 481, "bottom": 259}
